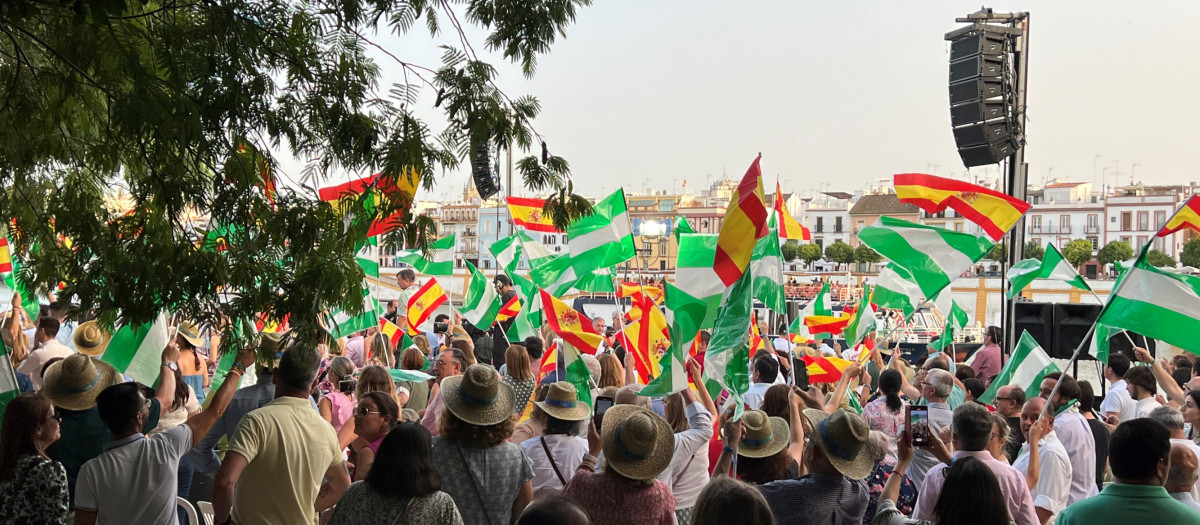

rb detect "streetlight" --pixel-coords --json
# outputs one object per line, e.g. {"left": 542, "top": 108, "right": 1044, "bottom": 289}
{"left": 638, "top": 220, "right": 666, "bottom": 278}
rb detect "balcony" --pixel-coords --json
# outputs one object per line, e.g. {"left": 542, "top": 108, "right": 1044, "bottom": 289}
{"left": 1029, "top": 225, "right": 1070, "bottom": 234}
{"left": 1085, "top": 225, "right": 1100, "bottom": 234}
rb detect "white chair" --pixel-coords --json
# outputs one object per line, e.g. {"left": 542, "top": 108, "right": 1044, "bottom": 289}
{"left": 177, "top": 497, "right": 200, "bottom": 525}
{"left": 197, "top": 501, "right": 215, "bottom": 525}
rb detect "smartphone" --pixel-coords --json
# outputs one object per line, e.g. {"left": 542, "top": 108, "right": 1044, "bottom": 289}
{"left": 908, "top": 405, "right": 930, "bottom": 446}
{"left": 593, "top": 395, "right": 615, "bottom": 429}
{"left": 793, "top": 359, "right": 810, "bottom": 390}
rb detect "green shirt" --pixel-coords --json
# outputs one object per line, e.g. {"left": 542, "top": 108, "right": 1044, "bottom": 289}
{"left": 1056, "top": 483, "right": 1200, "bottom": 525}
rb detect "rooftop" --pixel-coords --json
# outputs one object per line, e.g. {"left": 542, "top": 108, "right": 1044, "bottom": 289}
{"left": 848, "top": 194, "right": 920, "bottom": 216}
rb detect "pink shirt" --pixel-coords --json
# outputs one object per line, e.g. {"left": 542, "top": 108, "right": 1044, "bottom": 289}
{"left": 420, "top": 384, "right": 445, "bottom": 436}
{"left": 324, "top": 391, "right": 355, "bottom": 433}
{"left": 971, "top": 343, "right": 1002, "bottom": 382}
{"left": 913, "top": 450, "right": 1039, "bottom": 525}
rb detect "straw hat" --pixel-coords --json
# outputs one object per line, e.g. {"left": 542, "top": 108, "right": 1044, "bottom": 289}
{"left": 175, "top": 321, "right": 205, "bottom": 348}
{"left": 600, "top": 404, "right": 674, "bottom": 481}
{"left": 441, "top": 364, "right": 516, "bottom": 426}
{"left": 534, "top": 381, "right": 591, "bottom": 421}
{"left": 737, "top": 410, "right": 791, "bottom": 458}
{"left": 73, "top": 321, "right": 111, "bottom": 357}
{"left": 801, "top": 408, "right": 874, "bottom": 480}
{"left": 42, "top": 354, "right": 123, "bottom": 411}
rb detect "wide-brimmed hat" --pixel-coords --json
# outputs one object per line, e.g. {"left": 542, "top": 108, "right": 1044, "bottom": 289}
{"left": 175, "top": 321, "right": 205, "bottom": 348}
{"left": 737, "top": 410, "right": 791, "bottom": 458}
{"left": 42, "top": 354, "right": 124, "bottom": 411}
{"left": 441, "top": 364, "right": 516, "bottom": 426}
{"left": 534, "top": 381, "right": 591, "bottom": 421}
{"left": 73, "top": 321, "right": 112, "bottom": 357}
{"left": 601, "top": 404, "right": 674, "bottom": 481}
{"left": 802, "top": 408, "right": 874, "bottom": 480}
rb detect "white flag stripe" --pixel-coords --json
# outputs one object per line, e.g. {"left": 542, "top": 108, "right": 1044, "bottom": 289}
{"left": 570, "top": 210, "right": 632, "bottom": 254}
{"left": 1117, "top": 267, "right": 1200, "bottom": 313}
{"left": 891, "top": 227, "right": 976, "bottom": 280}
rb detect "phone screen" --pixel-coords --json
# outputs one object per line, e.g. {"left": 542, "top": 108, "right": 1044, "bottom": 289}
{"left": 908, "top": 405, "right": 930, "bottom": 446}
{"left": 593, "top": 395, "right": 614, "bottom": 428}
{"left": 793, "top": 359, "right": 810, "bottom": 390}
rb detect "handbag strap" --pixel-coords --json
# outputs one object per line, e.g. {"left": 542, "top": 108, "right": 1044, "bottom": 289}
{"left": 540, "top": 436, "right": 568, "bottom": 487}
{"left": 456, "top": 445, "right": 496, "bottom": 525}
{"left": 672, "top": 454, "right": 696, "bottom": 488}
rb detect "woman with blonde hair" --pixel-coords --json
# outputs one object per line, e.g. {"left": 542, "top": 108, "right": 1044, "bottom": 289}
{"left": 339, "top": 365, "right": 399, "bottom": 448}
{"left": 319, "top": 357, "right": 357, "bottom": 434}
{"left": 413, "top": 334, "right": 432, "bottom": 356}
{"left": 3, "top": 295, "right": 31, "bottom": 368}
{"left": 503, "top": 345, "right": 536, "bottom": 416}
{"left": 397, "top": 347, "right": 431, "bottom": 412}
{"left": 597, "top": 353, "right": 624, "bottom": 390}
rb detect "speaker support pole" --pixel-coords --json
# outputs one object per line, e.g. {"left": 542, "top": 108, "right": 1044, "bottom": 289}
{"left": 1003, "top": 14, "right": 1031, "bottom": 362}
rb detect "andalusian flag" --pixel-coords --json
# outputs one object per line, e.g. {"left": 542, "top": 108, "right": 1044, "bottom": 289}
{"left": 703, "top": 269, "right": 755, "bottom": 415}
{"left": 844, "top": 287, "right": 876, "bottom": 349}
{"left": 529, "top": 254, "right": 579, "bottom": 297}
{"left": 540, "top": 289, "right": 604, "bottom": 354}
{"left": 1157, "top": 195, "right": 1200, "bottom": 237}
{"left": 331, "top": 284, "right": 381, "bottom": 337}
{"left": 672, "top": 215, "right": 695, "bottom": 240}
{"left": 1096, "top": 244, "right": 1200, "bottom": 355}
{"left": 933, "top": 287, "right": 969, "bottom": 332}
{"left": 714, "top": 155, "right": 770, "bottom": 286}
{"left": 406, "top": 278, "right": 448, "bottom": 334}
{"left": 639, "top": 285, "right": 703, "bottom": 397}
{"left": 102, "top": 312, "right": 172, "bottom": 387}
{"left": 459, "top": 262, "right": 501, "bottom": 330}
{"left": 751, "top": 214, "right": 786, "bottom": 314}
{"left": 675, "top": 233, "right": 724, "bottom": 329}
{"left": 1006, "top": 243, "right": 1091, "bottom": 299}
{"left": 1088, "top": 323, "right": 1124, "bottom": 363}
{"left": 389, "top": 368, "right": 434, "bottom": 383}
{"left": 774, "top": 182, "right": 811, "bottom": 241}
{"left": 559, "top": 341, "right": 594, "bottom": 407}
{"left": 489, "top": 233, "right": 525, "bottom": 273}
{"left": 356, "top": 253, "right": 380, "bottom": 279}
{"left": 319, "top": 170, "right": 420, "bottom": 238}
{"left": 506, "top": 273, "right": 543, "bottom": 343}
{"left": 977, "top": 330, "right": 1060, "bottom": 404}
{"left": 857, "top": 217, "right": 994, "bottom": 299}
{"left": 573, "top": 267, "right": 617, "bottom": 293}
{"left": 568, "top": 188, "right": 635, "bottom": 274}
{"left": 507, "top": 196, "right": 562, "bottom": 233}
{"left": 395, "top": 234, "right": 456, "bottom": 276}
{"left": 619, "top": 293, "right": 670, "bottom": 384}
{"left": 872, "top": 264, "right": 924, "bottom": 316}
{"left": 894, "top": 173, "right": 1032, "bottom": 241}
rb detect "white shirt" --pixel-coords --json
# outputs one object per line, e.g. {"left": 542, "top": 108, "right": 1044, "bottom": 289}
{"left": 1053, "top": 409, "right": 1098, "bottom": 504}
{"left": 1100, "top": 379, "right": 1137, "bottom": 422}
{"left": 655, "top": 401, "right": 713, "bottom": 509}
{"left": 16, "top": 339, "right": 74, "bottom": 389}
{"left": 1013, "top": 431, "right": 1073, "bottom": 523}
{"left": 1171, "top": 492, "right": 1200, "bottom": 513}
{"left": 520, "top": 434, "right": 589, "bottom": 492}
{"left": 1170, "top": 438, "right": 1200, "bottom": 502}
{"left": 819, "top": 343, "right": 836, "bottom": 357}
{"left": 76, "top": 425, "right": 194, "bottom": 524}
{"left": 727, "top": 382, "right": 774, "bottom": 411}
{"left": 1134, "top": 396, "right": 1161, "bottom": 419}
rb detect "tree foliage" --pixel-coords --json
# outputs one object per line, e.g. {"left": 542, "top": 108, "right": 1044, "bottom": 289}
{"left": 1146, "top": 249, "right": 1177, "bottom": 268}
{"left": 1097, "top": 241, "right": 1134, "bottom": 268}
{"left": 1182, "top": 238, "right": 1200, "bottom": 268}
{"left": 1062, "top": 239, "right": 1095, "bottom": 268}
{"left": 1023, "top": 241, "right": 1044, "bottom": 261}
{"left": 987, "top": 242, "right": 1007, "bottom": 261}
{"left": 798, "top": 243, "right": 823, "bottom": 265}
{"left": 0, "top": 0, "right": 593, "bottom": 345}
{"left": 781, "top": 241, "right": 800, "bottom": 262}
{"left": 825, "top": 241, "right": 854, "bottom": 265}
{"left": 854, "top": 244, "right": 881, "bottom": 264}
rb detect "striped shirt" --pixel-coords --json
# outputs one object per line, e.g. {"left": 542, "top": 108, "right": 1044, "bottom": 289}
{"left": 757, "top": 472, "right": 869, "bottom": 525}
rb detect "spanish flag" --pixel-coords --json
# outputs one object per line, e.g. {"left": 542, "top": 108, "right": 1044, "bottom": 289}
{"left": 714, "top": 155, "right": 770, "bottom": 286}
{"left": 804, "top": 314, "right": 852, "bottom": 336}
{"left": 256, "top": 313, "right": 289, "bottom": 333}
{"left": 774, "top": 183, "right": 811, "bottom": 241}
{"left": 507, "top": 196, "right": 562, "bottom": 233}
{"left": 616, "top": 282, "right": 664, "bottom": 302}
{"left": 496, "top": 295, "right": 521, "bottom": 322}
{"left": 802, "top": 355, "right": 856, "bottom": 383}
{"left": 318, "top": 170, "right": 419, "bottom": 237}
{"left": 619, "top": 294, "right": 670, "bottom": 383}
{"left": 0, "top": 238, "right": 11, "bottom": 273}
{"left": 407, "top": 278, "right": 448, "bottom": 334}
{"left": 894, "top": 173, "right": 1031, "bottom": 242}
{"left": 379, "top": 317, "right": 405, "bottom": 346}
{"left": 540, "top": 289, "right": 603, "bottom": 354}
{"left": 1158, "top": 195, "right": 1200, "bottom": 237}
{"left": 538, "top": 341, "right": 559, "bottom": 381}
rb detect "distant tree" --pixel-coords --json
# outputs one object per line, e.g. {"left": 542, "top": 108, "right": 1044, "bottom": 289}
{"left": 854, "top": 244, "right": 881, "bottom": 264}
{"left": 1063, "top": 239, "right": 1095, "bottom": 268}
{"left": 1182, "top": 238, "right": 1200, "bottom": 268}
{"left": 1098, "top": 240, "right": 1134, "bottom": 268}
{"left": 825, "top": 241, "right": 855, "bottom": 266}
{"left": 1147, "top": 249, "right": 1177, "bottom": 268}
{"left": 1023, "top": 241, "right": 1045, "bottom": 261}
{"left": 988, "top": 243, "right": 1008, "bottom": 261}
{"left": 798, "top": 244, "right": 823, "bottom": 266}
{"left": 781, "top": 241, "right": 800, "bottom": 262}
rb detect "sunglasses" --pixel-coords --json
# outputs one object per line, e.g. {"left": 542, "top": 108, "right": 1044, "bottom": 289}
{"left": 355, "top": 406, "right": 382, "bottom": 416}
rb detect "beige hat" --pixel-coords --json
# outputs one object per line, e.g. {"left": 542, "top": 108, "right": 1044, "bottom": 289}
{"left": 534, "top": 382, "right": 591, "bottom": 421}
{"left": 737, "top": 410, "right": 791, "bottom": 458}
{"left": 42, "top": 354, "right": 123, "bottom": 411}
{"left": 441, "top": 364, "right": 516, "bottom": 426}
{"left": 175, "top": 321, "right": 205, "bottom": 348}
{"left": 802, "top": 408, "right": 874, "bottom": 480}
{"left": 601, "top": 404, "right": 674, "bottom": 481}
{"left": 73, "top": 321, "right": 111, "bottom": 357}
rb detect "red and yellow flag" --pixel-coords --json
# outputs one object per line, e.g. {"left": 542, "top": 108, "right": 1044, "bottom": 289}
{"left": 540, "top": 289, "right": 603, "bottom": 354}
{"left": 804, "top": 315, "right": 852, "bottom": 336}
{"left": 379, "top": 317, "right": 404, "bottom": 346}
{"left": 538, "top": 341, "right": 559, "bottom": 381}
{"left": 774, "top": 183, "right": 811, "bottom": 241}
{"left": 618, "top": 294, "right": 670, "bottom": 383}
{"left": 802, "top": 355, "right": 856, "bottom": 383}
{"left": 407, "top": 278, "right": 448, "bottom": 334}
{"left": 319, "top": 170, "right": 419, "bottom": 237}
{"left": 714, "top": 155, "right": 770, "bottom": 286}
{"left": 1158, "top": 195, "right": 1200, "bottom": 237}
{"left": 256, "top": 313, "right": 289, "bottom": 333}
{"left": 616, "top": 282, "right": 664, "bottom": 302}
{"left": 507, "top": 196, "right": 562, "bottom": 233}
{"left": 0, "top": 238, "right": 12, "bottom": 274}
{"left": 894, "top": 173, "right": 1031, "bottom": 241}
{"left": 497, "top": 295, "right": 521, "bottom": 322}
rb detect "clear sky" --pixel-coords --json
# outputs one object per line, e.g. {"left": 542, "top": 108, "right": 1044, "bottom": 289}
{"left": 281, "top": 1, "right": 1200, "bottom": 203}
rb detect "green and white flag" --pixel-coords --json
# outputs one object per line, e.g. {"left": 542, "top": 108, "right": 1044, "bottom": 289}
{"left": 857, "top": 217, "right": 994, "bottom": 299}
{"left": 389, "top": 368, "right": 434, "bottom": 383}
{"left": 102, "top": 312, "right": 172, "bottom": 386}
{"left": 520, "top": 234, "right": 555, "bottom": 267}
{"left": 844, "top": 286, "right": 876, "bottom": 349}
{"left": 703, "top": 269, "right": 754, "bottom": 417}
{"left": 559, "top": 341, "right": 594, "bottom": 407}
{"left": 675, "top": 233, "right": 724, "bottom": 329}
{"left": 932, "top": 287, "right": 969, "bottom": 331}
{"left": 977, "top": 330, "right": 1060, "bottom": 404}
{"left": 1088, "top": 323, "right": 1125, "bottom": 363}
{"left": 641, "top": 284, "right": 706, "bottom": 397}
{"left": 872, "top": 264, "right": 924, "bottom": 317}
{"left": 459, "top": 262, "right": 501, "bottom": 330}
{"left": 395, "top": 234, "right": 456, "bottom": 276}
{"left": 1006, "top": 243, "right": 1092, "bottom": 299}
{"left": 574, "top": 267, "right": 616, "bottom": 293}
{"left": 489, "top": 233, "right": 524, "bottom": 273}
{"left": 1096, "top": 245, "right": 1200, "bottom": 356}
{"left": 529, "top": 254, "right": 579, "bottom": 297}
{"left": 790, "top": 280, "right": 833, "bottom": 341}
{"left": 356, "top": 249, "right": 380, "bottom": 279}
{"left": 672, "top": 215, "right": 695, "bottom": 241}
{"left": 0, "top": 329, "right": 22, "bottom": 423}
{"left": 751, "top": 215, "right": 786, "bottom": 314}
{"left": 506, "top": 273, "right": 543, "bottom": 343}
{"left": 331, "top": 284, "right": 380, "bottom": 337}
{"left": 568, "top": 188, "right": 635, "bottom": 274}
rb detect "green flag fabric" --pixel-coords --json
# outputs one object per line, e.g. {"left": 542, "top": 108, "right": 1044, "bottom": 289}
{"left": 459, "top": 262, "right": 501, "bottom": 330}
{"left": 751, "top": 215, "right": 786, "bottom": 314}
{"left": 568, "top": 188, "right": 635, "bottom": 274}
{"left": 102, "top": 312, "right": 172, "bottom": 386}
{"left": 331, "top": 284, "right": 380, "bottom": 337}
{"left": 977, "top": 330, "right": 1060, "bottom": 404}
{"left": 641, "top": 283, "right": 706, "bottom": 397}
{"left": 674, "top": 233, "right": 724, "bottom": 329}
{"left": 703, "top": 268, "right": 754, "bottom": 416}
{"left": 1096, "top": 244, "right": 1200, "bottom": 356}
{"left": 857, "top": 217, "right": 994, "bottom": 299}
{"left": 1006, "top": 243, "right": 1092, "bottom": 299}
{"left": 672, "top": 215, "right": 695, "bottom": 240}
{"left": 395, "top": 234, "right": 456, "bottom": 276}
{"left": 529, "top": 254, "right": 579, "bottom": 297}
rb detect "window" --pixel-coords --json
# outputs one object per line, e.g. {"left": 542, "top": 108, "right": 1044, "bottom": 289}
{"left": 815, "top": 238, "right": 824, "bottom": 250}
{"left": 659, "top": 242, "right": 667, "bottom": 257}
{"left": 1030, "top": 215, "right": 1042, "bottom": 229}
{"left": 1121, "top": 236, "right": 1131, "bottom": 245}
{"left": 1138, "top": 212, "right": 1149, "bottom": 231}
{"left": 1121, "top": 212, "right": 1132, "bottom": 230}
{"left": 1087, "top": 214, "right": 1099, "bottom": 232}
{"left": 1088, "top": 237, "right": 1099, "bottom": 249}
{"left": 1154, "top": 237, "right": 1166, "bottom": 252}
{"left": 815, "top": 217, "right": 824, "bottom": 233}
{"left": 1156, "top": 211, "right": 1167, "bottom": 229}
{"left": 1138, "top": 235, "right": 1148, "bottom": 248}
{"left": 954, "top": 222, "right": 963, "bottom": 232}
{"left": 834, "top": 217, "right": 843, "bottom": 233}
{"left": 1060, "top": 215, "right": 1071, "bottom": 232}
{"left": 856, "top": 220, "right": 864, "bottom": 232}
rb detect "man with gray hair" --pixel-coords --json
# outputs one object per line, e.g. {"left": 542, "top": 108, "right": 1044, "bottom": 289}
{"left": 212, "top": 344, "right": 350, "bottom": 525}
{"left": 1168, "top": 443, "right": 1200, "bottom": 512}
{"left": 1150, "top": 406, "right": 1200, "bottom": 502}
{"left": 907, "top": 368, "right": 956, "bottom": 487}
{"left": 914, "top": 403, "right": 1040, "bottom": 525}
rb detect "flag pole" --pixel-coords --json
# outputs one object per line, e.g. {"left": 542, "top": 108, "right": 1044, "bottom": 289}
{"left": 1083, "top": 287, "right": 1138, "bottom": 349}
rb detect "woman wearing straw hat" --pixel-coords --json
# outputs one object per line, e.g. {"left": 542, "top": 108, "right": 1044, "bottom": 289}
{"left": 431, "top": 363, "right": 534, "bottom": 525}
{"left": 519, "top": 381, "right": 590, "bottom": 492}
{"left": 564, "top": 405, "right": 677, "bottom": 525}
{"left": 726, "top": 410, "right": 795, "bottom": 485}
{"left": 174, "top": 321, "right": 210, "bottom": 403}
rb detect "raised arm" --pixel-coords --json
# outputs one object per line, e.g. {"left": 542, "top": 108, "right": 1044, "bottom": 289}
{"left": 1136, "top": 347, "right": 1184, "bottom": 405}
{"left": 686, "top": 357, "right": 717, "bottom": 418}
{"left": 826, "top": 364, "right": 861, "bottom": 413}
{"left": 155, "top": 342, "right": 181, "bottom": 410}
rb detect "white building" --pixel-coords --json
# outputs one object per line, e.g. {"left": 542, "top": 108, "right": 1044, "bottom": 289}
{"left": 1025, "top": 181, "right": 1105, "bottom": 254}
{"left": 1105, "top": 190, "right": 1182, "bottom": 257}
{"left": 804, "top": 191, "right": 855, "bottom": 251}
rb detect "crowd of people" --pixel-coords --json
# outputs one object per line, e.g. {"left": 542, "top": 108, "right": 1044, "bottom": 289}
{"left": 2, "top": 280, "right": 1200, "bottom": 525}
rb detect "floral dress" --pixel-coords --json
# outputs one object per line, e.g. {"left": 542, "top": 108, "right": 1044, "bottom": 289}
{"left": 864, "top": 466, "right": 919, "bottom": 525}
{"left": 0, "top": 455, "right": 70, "bottom": 524}
{"left": 862, "top": 396, "right": 905, "bottom": 465}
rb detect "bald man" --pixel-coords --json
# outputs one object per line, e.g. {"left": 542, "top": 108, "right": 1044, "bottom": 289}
{"left": 1168, "top": 443, "right": 1200, "bottom": 512}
